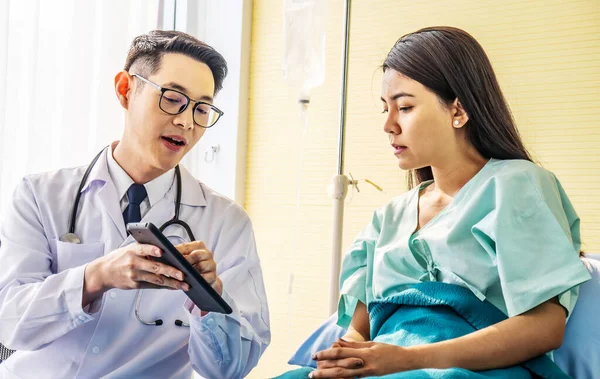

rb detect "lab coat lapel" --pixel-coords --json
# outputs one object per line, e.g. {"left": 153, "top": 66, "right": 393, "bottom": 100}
{"left": 142, "top": 191, "right": 175, "bottom": 234}
{"left": 81, "top": 148, "right": 128, "bottom": 240}
{"left": 179, "top": 166, "right": 207, "bottom": 207}
{"left": 96, "top": 182, "right": 127, "bottom": 240}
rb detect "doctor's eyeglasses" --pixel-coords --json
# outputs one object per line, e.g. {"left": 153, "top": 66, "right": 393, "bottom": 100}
{"left": 132, "top": 74, "right": 224, "bottom": 128}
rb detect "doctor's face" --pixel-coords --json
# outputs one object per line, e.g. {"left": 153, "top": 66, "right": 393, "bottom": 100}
{"left": 122, "top": 53, "right": 216, "bottom": 171}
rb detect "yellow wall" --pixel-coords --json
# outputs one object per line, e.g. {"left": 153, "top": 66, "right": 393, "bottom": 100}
{"left": 246, "top": 0, "right": 600, "bottom": 377}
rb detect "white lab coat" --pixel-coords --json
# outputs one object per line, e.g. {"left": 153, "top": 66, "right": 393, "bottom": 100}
{"left": 0, "top": 149, "right": 270, "bottom": 379}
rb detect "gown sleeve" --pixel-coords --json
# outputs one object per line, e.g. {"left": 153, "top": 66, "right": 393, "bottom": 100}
{"left": 337, "top": 209, "right": 381, "bottom": 328}
{"left": 472, "top": 164, "right": 590, "bottom": 317}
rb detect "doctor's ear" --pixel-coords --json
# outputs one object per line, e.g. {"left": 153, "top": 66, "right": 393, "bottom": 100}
{"left": 114, "top": 71, "right": 133, "bottom": 110}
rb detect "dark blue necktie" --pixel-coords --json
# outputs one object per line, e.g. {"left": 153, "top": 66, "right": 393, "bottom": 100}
{"left": 123, "top": 183, "right": 147, "bottom": 225}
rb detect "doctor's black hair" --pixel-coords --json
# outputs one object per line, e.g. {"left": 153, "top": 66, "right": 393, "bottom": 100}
{"left": 124, "top": 30, "right": 228, "bottom": 95}
{"left": 383, "top": 26, "right": 532, "bottom": 189}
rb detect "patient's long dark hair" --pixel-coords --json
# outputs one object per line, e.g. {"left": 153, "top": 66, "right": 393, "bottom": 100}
{"left": 383, "top": 26, "right": 532, "bottom": 189}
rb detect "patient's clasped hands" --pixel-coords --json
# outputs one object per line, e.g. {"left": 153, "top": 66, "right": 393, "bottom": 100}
{"left": 310, "top": 339, "right": 413, "bottom": 378}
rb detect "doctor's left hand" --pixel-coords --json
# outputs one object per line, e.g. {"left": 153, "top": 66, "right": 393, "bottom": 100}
{"left": 176, "top": 241, "right": 223, "bottom": 296}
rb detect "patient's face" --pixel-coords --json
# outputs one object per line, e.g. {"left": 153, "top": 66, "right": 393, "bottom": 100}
{"left": 125, "top": 53, "right": 215, "bottom": 172}
{"left": 380, "top": 69, "right": 461, "bottom": 171}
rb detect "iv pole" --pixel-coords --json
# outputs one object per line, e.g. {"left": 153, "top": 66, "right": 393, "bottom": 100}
{"left": 328, "top": 0, "right": 352, "bottom": 315}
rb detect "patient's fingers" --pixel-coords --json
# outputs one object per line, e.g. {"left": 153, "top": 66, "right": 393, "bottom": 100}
{"left": 309, "top": 366, "right": 361, "bottom": 379}
{"left": 337, "top": 339, "right": 374, "bottom": 348}
{"left": 316, "top": 357, "right": 364, "bottom": 369}
{"left": 312, "top": 347, "right": 357, "bottom": 361}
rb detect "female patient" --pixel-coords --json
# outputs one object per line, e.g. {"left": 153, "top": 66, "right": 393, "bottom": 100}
{"left": 277, "top": 27, "right": 590, "bottom": 379}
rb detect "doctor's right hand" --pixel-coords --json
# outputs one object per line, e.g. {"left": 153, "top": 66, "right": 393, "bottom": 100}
{"left": 82, "top": 243, "right": 188, "bottom": 307}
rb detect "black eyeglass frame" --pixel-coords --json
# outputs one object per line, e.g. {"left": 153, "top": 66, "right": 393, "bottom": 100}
{"left": 132, "top": 74, "right": 224, "bottom": 128}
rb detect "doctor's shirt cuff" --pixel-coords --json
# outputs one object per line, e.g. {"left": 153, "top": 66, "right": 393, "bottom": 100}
{"left": 183, "top": 289, "right": 238, "bottom": 363}
{"left": 65, "top": 264, "right": 98, "bottom": 329}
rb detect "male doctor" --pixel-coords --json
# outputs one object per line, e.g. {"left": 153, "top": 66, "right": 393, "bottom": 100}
{"left": 0, "top": 30, "right": 270, "bottom": 378}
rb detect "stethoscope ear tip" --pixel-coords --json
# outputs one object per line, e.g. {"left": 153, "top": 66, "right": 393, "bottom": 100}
{"left": 174, "top": 319, "right": 189, "bottom": 327}
{"left": 154, "top": 319, "right": 163, "bottom": 326}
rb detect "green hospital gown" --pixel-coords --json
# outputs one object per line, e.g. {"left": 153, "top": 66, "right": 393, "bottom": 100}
{"left": 338, "top": 159, "right": 591, "bottom": 329}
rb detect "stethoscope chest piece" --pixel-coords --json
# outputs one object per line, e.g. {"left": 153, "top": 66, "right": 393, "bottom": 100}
{"left": 60, "top": 233, "right": 81, "bottom": 244}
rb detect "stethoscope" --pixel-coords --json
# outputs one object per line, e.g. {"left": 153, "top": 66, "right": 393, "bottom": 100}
{"left": 60, "top": 147, "right": 196, "bottom": 327}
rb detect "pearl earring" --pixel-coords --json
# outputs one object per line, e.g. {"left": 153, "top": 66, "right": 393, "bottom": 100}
{"left": 454, "top": 120, "right": 460, "bottom": 126}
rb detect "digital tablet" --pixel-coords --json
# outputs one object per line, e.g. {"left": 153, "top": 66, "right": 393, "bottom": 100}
{"left": 127, "top": 222, "right": 232, "bottom": 314}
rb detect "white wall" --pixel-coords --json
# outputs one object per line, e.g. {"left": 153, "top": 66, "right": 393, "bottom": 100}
{"left": 177, "top": 0, "right": 252, "bottom": 206}
{"left": 0, "top": 0, "right": 161, "bottom": 216}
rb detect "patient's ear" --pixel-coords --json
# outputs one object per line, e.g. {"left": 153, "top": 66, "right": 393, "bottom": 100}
{"left": 114, "top": 71, "right": 132, "bottom": 110}
{"left": 450, "top": 98, "right": 469, "bottom": 129}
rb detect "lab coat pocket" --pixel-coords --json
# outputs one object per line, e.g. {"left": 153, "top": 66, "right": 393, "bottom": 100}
{"left": 53, "top": 239, "right": 105, "bottom": 273}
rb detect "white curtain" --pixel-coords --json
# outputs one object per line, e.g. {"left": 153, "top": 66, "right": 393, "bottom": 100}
{"left": 0, "top": 0, "right": 161, "bottom": 216}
